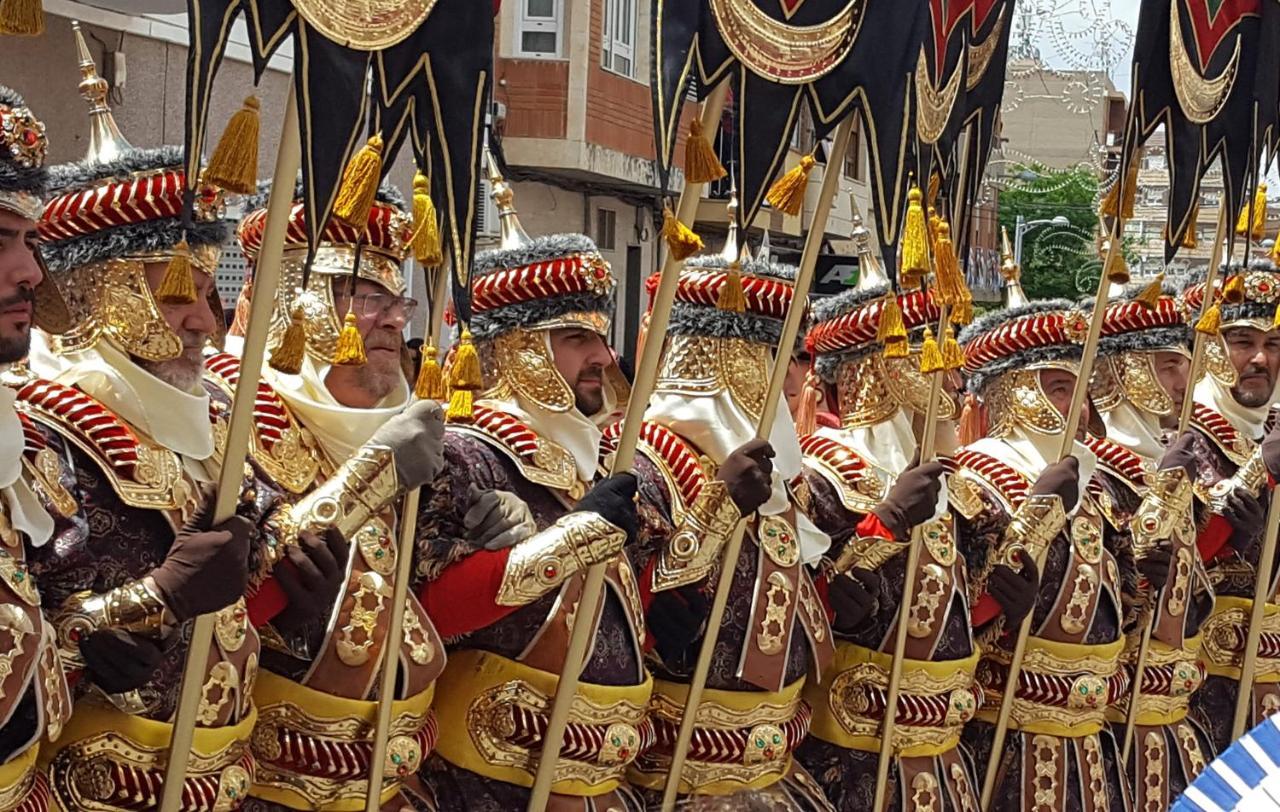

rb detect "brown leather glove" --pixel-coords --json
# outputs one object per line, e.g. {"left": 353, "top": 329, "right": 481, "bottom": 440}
{"left": 576, "top": 474, "right": 638, "bottom": 545}
{"left": 828, "top": 568, "right": 880, "bottom": 634}
{"left": 1158, "top": 432, "right": 1198, "bottom": 476}
{"left": 464, "top": 485, "right": 538, "bottom": 550}
{"left": 989, "top": 551, "right": 1040, "bottom": 628}
{"left": 1224, "top": 488, "right": 1266, "bottom": 557}
{"left": 368, "top": 400, "right": 446, "bottom": 492}
{"left": 871, "top": 460, "right": 945, "bottom": 540}
{"left": 1137, "top": 548, "right": 1172, "bottom": 592}
{"left": 1265, "top": 423, "right": 1280, "bottom": 481}
{"left": 150, "top": 497, "right": 254, "bottom": 621}
{"left": 719, "top": 438, "right": 775, "bottom": 516}
{"left": 1030, "top": 457, "right": 1080, "bottom": 514}
{"left": 80, "top": 628, "right": 163, "bottom": 694}
{"left": 272, "top": 528, "right": 351, "bottom": 634}
{"left": 646, "top": 584, "right": 708, "bottom": 670}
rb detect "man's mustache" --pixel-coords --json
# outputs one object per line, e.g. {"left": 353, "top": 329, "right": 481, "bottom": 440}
{"left": 0, "top": 288, "right": 36, "bottom": 310}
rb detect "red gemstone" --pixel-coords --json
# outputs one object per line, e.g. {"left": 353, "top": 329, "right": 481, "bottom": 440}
{"left": 594, "top": 268, "right": 605, "bottom": 278}
{"left": 543, "top": 564, "right": 558, "bottom": 578}
{"left": 22, "top": 130, "right": 35, "bottom": 145}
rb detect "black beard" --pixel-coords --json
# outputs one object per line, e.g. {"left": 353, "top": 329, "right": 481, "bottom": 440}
{"left": 0, "top": 333, "right": 28, "bottom": 364}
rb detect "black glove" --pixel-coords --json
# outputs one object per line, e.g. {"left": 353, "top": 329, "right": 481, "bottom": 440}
{"left": 272, "top": 528, "right": 351, "bottom": 634}
{"left": 828, "top": 568, "right": 880, "bottom": 634}
{"left": 1264, "top": 423, "right": 1280, "bottom": 481}
{"left": 719, "top": 439, "right": 775, "bottom": 516}
{"left": 80, "top": 628, "right": 163, "bottom": 694}
{"left": 872, "top": 460, "right": 945, "bottom": 540}
{"left": 576, "top": 474, "right": 638, "bottom": 545}
{"left": 646, "top": 585, "right": 707, "bottom": 669}
{"left": 989, "top": 551, "right": 1040, "bottom": 628}
{"left": 1030, "top": 457, "right": 1081, "bottom": 514}
{"left": 1224, "top": 488, "right": 1266, "bottom": 556}
{"left": 1158, "top": 432, "right": 1199, "bottom": 476}
{"left": 1137, "top": 548, "right": 1172, "bottom": 592}
{"left": 151, "top": 495, "right": 253, "bottom": 621}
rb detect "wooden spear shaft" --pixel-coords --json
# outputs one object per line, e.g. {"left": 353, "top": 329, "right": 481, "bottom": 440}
{"left": 161, "top": 84, "right": 302, "bottom": 809}
{"left": 525, "top": 81, "right": 730, "bottom": 812}
{"left": 658, "top": 115, "right": 854, "bottom": 812}
{"left": 1119, "top": 205, "right": 1229, "bottom": 763}
{"left": 1233, "top": 489, "right": 1280, "bottom": 739}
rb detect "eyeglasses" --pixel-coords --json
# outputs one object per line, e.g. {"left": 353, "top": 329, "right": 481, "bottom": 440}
{"left": 336, "top": 292, "right": 419, "bottom": 320}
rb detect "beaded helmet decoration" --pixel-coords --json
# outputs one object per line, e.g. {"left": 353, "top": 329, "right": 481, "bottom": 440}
{"left": 1181, "top": 257, "right": 1280, "bottom": 388}
{"left": 1089, "top": 277, "right": 1192, "bottom": 418}
{"left": 37, "top": 23, "right": 227, "bottom": 362}
{"left": 805, "top": 209, "right": 949, "bottom": 428}
{"left": 236, "top": 180, "right": 412, "bottom": 367}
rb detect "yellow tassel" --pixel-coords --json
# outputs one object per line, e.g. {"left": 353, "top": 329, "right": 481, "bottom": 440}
{"left": 410, "top": 171, "right": 443, "bottom": 267}
{"left": 927, "top": 207, "right": 941, "bottom": 257}
{"left": 1135, "top": 273, "right": 1165, "bottom": 309}
{"left": 1195, "top": 303, "right": 1222, "bottom": 336}
{"left": 1223, "top": 274, "right": 1246, "bottom": 304}
{"left": 900, "top": 182, "right": 930, "bottom": 288}
{"left": 1104, "top": 241, "right": 1130, "bottom": 284}
{"left": 883, "top": 340, "right": 910, "bottom": 359}
{"left": 766, "top": 154, "right": 816, "bottom": 217}
{"left": 933, "top": 220, "right": 972, "bottom": 318}
{"left": 919, "top": 327, "right": 944, "bottom": 373}
{"left": 1236, "top": 183, "right": 1268, "bottom": 240}
{"left": 154, "top": 242, "right": 198, "bottom": 304}
{"left": 1100, "top": 164, "right": 1138, "bottom": 219}
{"left": 1182, "top": 205, "right": 1200, "bottom": 248}
{"left": 684, "top": 118, "right": 727, "bottom": 184}
{"left": 717, "top": 261, "right": 748, "bottom": 312}
{"left": 269, "top": 305, "right": 307, "bottom": 374}
{"left": 333, "top": 134, "right": 384, "bottom": 229}
{"left": 332, "top": 311, "right": 367, "bottom": 366}
{"left": 1273, "top": 302, "right": 1280, "bottom": 331}
{"left": 876, "top": 294, "right": 908, "bottom": 344}
{"left": 942, "top": 325, "right": 965, "bottom": 370}
{"left": 414, "top": 344, "right": 445, "bottom": 400}
{"left": 0, "top": 0, "right": 43, "bottom": 36}
{"left": 1271, "top": 230, "right": 1280, "bottom": 264}
{"left": 205, "top": 96, "right": 259, "bottom": 195}
{"left": 949, "top": 294, "right": 974, "bottom": 326}
{"left": 661, "top": 207, "right": 703, "bottom": 261}
{"left": 927, "top": 173, "right": 941, "bottom": 208}
{"left": 445, "top": 330, "right": 483, "bottom": 423}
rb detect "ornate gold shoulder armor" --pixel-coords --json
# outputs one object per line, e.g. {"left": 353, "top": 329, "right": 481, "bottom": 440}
{"left": 797, "top": 432, "right": 887, "bottom": 515}
{"left": 449, "top": 405, "right": 578, "bottom": 495}
{"left": 946, "top": 469, "right": 987, "bottom": 521}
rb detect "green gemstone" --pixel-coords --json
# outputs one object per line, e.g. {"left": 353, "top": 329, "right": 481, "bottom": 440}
{"left": 756, "top": 738, "right": 765, "bottom": 748}
{"left": 772, "top": 734, "right": 781, "bottom": 744}
{"left": 392, "top": 754, "right": 402, "bottom": 764}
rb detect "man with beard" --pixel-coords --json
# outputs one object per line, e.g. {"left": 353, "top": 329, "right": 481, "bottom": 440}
{"left": 619, "top": 240, "right": 834, "bottom": 809}
{"left": 0, "top": 83, "right": 74, "bottom": 811}
{"left": 411, "top": 160, "right": 643, "bottom": 810}
{"left": 1084, "top": 277, "right": 1214, "bottom": 807}
{"left": 1181, "top": 259, "right": 1280, "bottom": 754}
{"left": 949, "top": 276, "right": 1140, "bottom": 812}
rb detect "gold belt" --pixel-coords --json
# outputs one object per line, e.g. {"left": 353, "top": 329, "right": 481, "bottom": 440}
{"left": 248, "top": 670, "right": 436, "bottom": 810}
{"left": 629, "top": 677, "right": 809, "bottom": 796}
{"left": 42, "top": 695, "right": 256, "bottom": 812}
{"left": 432, "top": 649, "right": 653, "bottom": 798}
{"left": 0, "top": 745, "right": 48, "bottom": 812}
{"left": 805, "top": 641, "right": 981, "bottom": 758}
{"left": 1200, "top": 596, "right": 1280, "bottom": 681}
{"left": 1105, "top": 635, "right": 1205, "bottom": 727}
{"left": 976, "top": 636, "right": 1126, "bottom": 737}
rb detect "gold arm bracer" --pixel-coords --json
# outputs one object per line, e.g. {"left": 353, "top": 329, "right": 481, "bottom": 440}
{"left": 1131, "top": 467, "right": 1195, "bottom": 557}
{"left": 53, "top": 576, "right": 172, "bottom": 668}
{"left": 496, "top": 511, "right": 627, "bottom": 607}
{"left": 652, "top": 480, "right": 741, "bottom": 592}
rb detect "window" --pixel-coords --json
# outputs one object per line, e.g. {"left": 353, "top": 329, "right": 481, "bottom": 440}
{"left": 596, "top": 208, "right": 617, "bottom": 250}
{"left": 843, "top": 117, "right": 863, "bottom": 181}
{"left": 517, "top": 0, "right": 562, "bottom": 58}
{"left": 602, "top": 0, "right": 636, "bottom": 78}
{"left": 476, "top": 177, "right": 498, "bottom": 236}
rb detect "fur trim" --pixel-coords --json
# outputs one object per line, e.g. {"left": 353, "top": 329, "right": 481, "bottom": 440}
{"left": 40, "top": 218, "right": 229, "bottom": 273}
{"left": 1221, "top": 302, "right": 1280, "bottom": 324}
{"left": 668, "top": 301, "right": 788, "bottom": 347}
{"left": 474, "top": 233, "right": 600, "bottom": 277}
{"left": 967, "top": 343, "right": 1082, "bottom": 395}
{"left": 0, "top": 86, "right": 24, "bottom": 108}
{"left": 46, "top": 146, "right": 184, "bottom": 195}
{"left": 684, "top": 253, "right": 798, "bottom": 283}
{"left": 468, "top": 291, "right": 614, "bottom": 341}
{"left": 814, "top": 324, "right": 932, "bottom": 383}
{"left": 810, "top": 283, "right": 890, "bottom": 323}
{"left": 957, "top": 299, "right": 1076, "bottom": 345}
{"left": 1097, "top": 325, "right": 1191, "bottom": 357}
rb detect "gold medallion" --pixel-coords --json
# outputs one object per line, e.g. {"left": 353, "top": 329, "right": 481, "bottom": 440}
{"left": 758, "top": 515, "right": 800, "bottom": 568}
{"left": 293, "top": 0, "right": 436, "bottom": 50}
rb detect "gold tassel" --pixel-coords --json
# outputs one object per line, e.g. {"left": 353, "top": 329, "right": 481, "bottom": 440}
{"left": 1099, "top": 164, "right": 1138, "bottom": 219}
{"left": 1236, "top": 183, "right": 1268, "bottom": 240}
{"left": 933, "top": 220, "right": 972, "bottom": 320}
{"left": 446, "top": 330, "right": 483, "bottom": 422}
{"left": 1182, "top": 205, "right": 1200, "bottom": 248}
{"left": 411, "top": 172, "right": 443, "bottom": 267}
{"left": 949, "top": 293, "right": 974, "bottom": 326}
{"left": 1273, "top": 302, "right": 1280, "bottom": 331}
{"left": 1195, "top": 302, "right": 1222, "bottom": 336}
{"left": 332, "top": 311, "right": 367, "bottom": 366}
{"left": 661, "top": 207, "right": 703, "bottom": 260}
{"left": 1104, "top": 241, "right": 1130, "bottom": 284}
{"left": 0, "top": 0, "right": 43, "bottom": 36}
{"left": 919, "top": 327, "right": 944, "bottom": 373}
{"left": 942, "top": 325, "right": 965, "bottom": 370}
{"left": 766, "top": 154, "right": 816, "bottom": 217}
{"left": 414, "top": 344, "right": 446, "bottom": 400}
{"left": 795, "top": 373, "right": 821, "bottom": 436}
{"left": 684, "top": 118, "right": 727, "bottom": 184}
{"left": 958, "top": 392, "right": 987, "bottom": 445}
{"left": 900, "top": 182, "right": 930, "bottom": 288}
{"left": 154, "top": 241, "right": 198, "bottom": 304}
{"left": 269, "top": 305, "right": 307, "bottom": 374}
{"left": 927, "top": 173, "right": 941, "bottom": 208}
{"left": 1224, "top": 274, "right": 1246, "bottom": 304}
{"left": 333, "top": 134, "right": 384, "bottom": 229}
{"left": 1271, "top": 230, "right": 1280, "bottom": 264}
{"left": 883, "top": 340, "right": 910, "bottom": 359}
{"left": 876, "top": 294, "right": 908, "bottom": 344}
{"left": 1135, "top": 273, "right": 1165, "bottom": 309}
{"left": 717, "top": 261, "right": 747, "bottom": 312}
{"left": 205, "top": 96, "right": 260, "bottom": 194}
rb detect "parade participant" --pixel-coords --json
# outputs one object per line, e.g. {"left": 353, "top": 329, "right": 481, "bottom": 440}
{"left": 18, "top": 28, "right": 274, "bottom": 809}
{"left": 951, "top": 273, "right": 1132, "bottom": 812}
{"left": 789, "top": 214, "right": 989, "bottom": 810}
{"left": 1182, "top": 259, "right": 1280, "bottom": 753}
{"left": 222, "top": 181, "right": 494, "bottom": 809}
{"left": 411, "top": 159, "right": 644, "bottom": 811}
{"left": 621, "top": 236, "right": 835, "bottom": 808}
{"left": 1087, "top": 275, "right": 1216, "bottom": 807}
{"left": 0, "top": 83, "right": 73, "bottom": 811}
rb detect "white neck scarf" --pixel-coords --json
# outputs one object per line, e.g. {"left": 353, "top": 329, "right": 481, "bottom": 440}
{"left": 1194, "top": 373, "right": 1277, "bottom": 442}
{"left": 0, "top": 386, "right": 52, "bottom": 547}
{"left": 1102, "top": 400, "right": 1168, "bottom": 462}
{"left": 966, "top": 424, "right": 1097, "bottom": 514}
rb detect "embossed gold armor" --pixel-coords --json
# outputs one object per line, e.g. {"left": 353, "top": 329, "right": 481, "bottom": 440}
{"left": 53, "top": 576, "right": 172, "bottom": 668}
{"left": 656, "top": 334, "right": 770, "bottom": 424}
{"left": 496, "top": 511, "right": 627, "bottom": 606}
{"left": 652, "top": 479, "right": 741, "bottom": 592}
{"left": 986, "top": 367, "right": 1076, "bottom": 438}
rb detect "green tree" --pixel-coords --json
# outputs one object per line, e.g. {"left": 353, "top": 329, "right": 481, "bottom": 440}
{"left": 997, "top": 163, "right": 1101, "bottom": 301}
